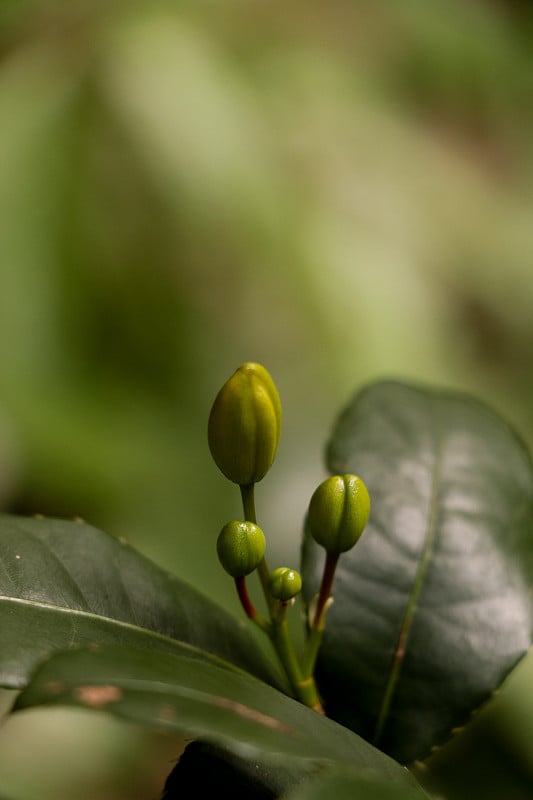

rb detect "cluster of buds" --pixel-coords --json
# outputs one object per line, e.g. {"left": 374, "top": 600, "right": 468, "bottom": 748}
{"left": 207, "top": 362, "right": 370, "bottom": 710}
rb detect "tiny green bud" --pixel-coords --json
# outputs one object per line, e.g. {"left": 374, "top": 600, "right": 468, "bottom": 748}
{"left": 307, "top": 474, "right": 370, "bottom": 555}
{"left": 208, "top": 362, "right": 282, "bottom": 485}
{"left": 269, "top": 567, "right": 302, "bottom": 601}
{"left": 216, "top": 520, "right": 266, "bottom": 578}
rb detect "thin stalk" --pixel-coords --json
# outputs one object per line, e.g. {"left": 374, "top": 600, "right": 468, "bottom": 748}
{"left": 301, "top": 624, "right": 323, "bottom": 680}
{"left": 240, "top": 483, "right": 322, "bottom": 712}
{"left": 240, "top": 483, "right": 275, "bottom": 615}
{"left": 234, "top": 577, "right": 270, "bottom": 632}
{"left": 302, "top": 552, "right": 339, "bottom": 678}
{"left": 312, "top": 551, "right": 339, "bottom": 629}
{"left": 270, "top": 602, "right": 323, "bottom": 713}
{"left": 240, "top": 482, "right": 258, "bottom": 523}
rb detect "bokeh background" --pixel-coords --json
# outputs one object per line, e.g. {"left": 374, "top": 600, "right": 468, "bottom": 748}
{"left": 0, "top": 1, "right": 532, "bottom": 798}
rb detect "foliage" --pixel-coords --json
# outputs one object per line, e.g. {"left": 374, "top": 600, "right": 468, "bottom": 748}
{"left": 1, "top": 377, "right": 532, "bottom": 798}
{"left": 0, "top": 1, "right": 532, "bottom": 797}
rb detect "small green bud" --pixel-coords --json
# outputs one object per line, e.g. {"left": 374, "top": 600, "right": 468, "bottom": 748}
{"left": 268, "top": 567, "right": 302, "bottom": 601}
{"left": 208, "top": 362, "right": 282, "bottom": 485}
{"left": 216, "top": 520, "right": 266, "bottom": 578}
{"left": 307, "top": 474, "right": 370, "bottom": 555}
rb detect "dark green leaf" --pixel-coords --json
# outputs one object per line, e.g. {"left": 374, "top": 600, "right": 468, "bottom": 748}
{"left": 163, "top": 741, "right": 430, "bottom": 800}
{"left": 162, "top": 740, "right": 304, "bottom": 800}
{"left": 302, "top": 380, "right": 533, "bottom": 762}
{"left": 280, "top": 764, "right": 430, "bottom": 800}
{"left": 0, "top": 514, "right": 281, "bottom": 688}
{"left": 14, "top": 643, "right": 427, "bottom": 795}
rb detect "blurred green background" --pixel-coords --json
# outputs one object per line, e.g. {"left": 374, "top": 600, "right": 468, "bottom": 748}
{"left": 0, "top": 1, "right": 532, "bottom": 797}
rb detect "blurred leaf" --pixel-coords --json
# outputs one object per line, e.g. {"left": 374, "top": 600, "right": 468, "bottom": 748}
{"left": 162, "top": 740, "right": 430, "bottom": 800}
{"left": 302, "top": 380, "right": 533, "bottom": 762}
{"left": 412, "top": 653, "right": 533, "bottom": 800}
{"left": 162, "top": 740, "right": 308, "bottom": 800}
{"left": 14, "top": 643, "right": 427, "bottom": 795}
{"left": 0, "top": 514, "right": 282, "bottom": 688}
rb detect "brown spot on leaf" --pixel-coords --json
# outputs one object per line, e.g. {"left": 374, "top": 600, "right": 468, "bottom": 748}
{"left": 73, "top": 685, "right": 123, "bottom": 708}
{"left": 46, "top": 681, "right": 65, "bottom": 696}
{"left": 158, "top": 704, "right": 176, "bottom": 722}
{"left": 209, "top": 696, "right": 292, "bottom": 734}
{"left": 87, "top": 642, "right": 101, "bottom": 652}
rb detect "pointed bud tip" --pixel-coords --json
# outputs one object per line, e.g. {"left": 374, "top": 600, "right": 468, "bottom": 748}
{"left": 208, "top": 362, "right": 282, "bottom": 485}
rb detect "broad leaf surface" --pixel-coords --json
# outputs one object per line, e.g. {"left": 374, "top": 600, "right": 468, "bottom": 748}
{"left": 0, "top": 515, "right": 281, "bottom": 688}
{"left": 302, "top": 380, "right": 533, "bottom": 762}
{"left": 14, "top": 644, "right": 427, "bottom": 795}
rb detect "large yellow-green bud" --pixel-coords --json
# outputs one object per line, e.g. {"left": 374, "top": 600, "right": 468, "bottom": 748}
{"left": 216, "top": 520, "right": 266, "bottom": 578}
{"left": 268, "top": 567, "right": 302, "bottom": 602}
{"left": 208, "top": 362, "right": 282, "bottom": 485}
{"left": 307, "top": 474, "right": 370, "bottom": 555}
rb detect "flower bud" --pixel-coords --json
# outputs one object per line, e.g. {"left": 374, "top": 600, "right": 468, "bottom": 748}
{"left": 307, "top": 474, "right": 370, "bottom": 555}
{"left": 208, "top": 362, "right": 282, "bottom": 486}
{"left": 268, "top": 567, "right": 302, "bottom": 601}
{"left": 216, "top": 520, "right": 266, "bottom": 578}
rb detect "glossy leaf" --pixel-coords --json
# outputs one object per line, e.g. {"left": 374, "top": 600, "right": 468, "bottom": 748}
{"left": 14, "top": 644, "right": 427, "bottom": 796}
{"left": 302, "top": 380, "right": 533, "bottom": 762}
{"left": 0, "top": 514, "right": 281, "bottom": 689}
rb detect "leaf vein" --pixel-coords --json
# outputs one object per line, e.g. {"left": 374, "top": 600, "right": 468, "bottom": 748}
{"left": 374, "top": 399, "right": 443, "bottom": 744}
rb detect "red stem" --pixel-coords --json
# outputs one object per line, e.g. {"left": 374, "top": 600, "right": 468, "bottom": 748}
{"left": 313, "top": 552, "right": 339, "bottom": 628}
{"left": 235, "top": 576, "right": 257, "bottom": 620}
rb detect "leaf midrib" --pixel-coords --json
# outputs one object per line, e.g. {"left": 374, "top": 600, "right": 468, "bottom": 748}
{"left": 374, "top": 401, "right": 443, "bottom": 744}
{"left": 0, "top": 594, "right": 247, "bottom": 684}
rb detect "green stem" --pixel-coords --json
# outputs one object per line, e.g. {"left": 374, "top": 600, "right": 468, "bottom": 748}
{"left": 240, "top": 483, "right": 275, "bottom": 615}
{"left": 240, "top": 482, "right": 258, "bottom": 523}
{"left": 240, "top": 483, "right": 322, "bottom": 712}
{"left": 301, "top": 625, "right": 324, "bottom": 679}
{"left": 270, "top": 602, "right": 323, "bottom": 712}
